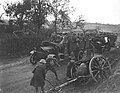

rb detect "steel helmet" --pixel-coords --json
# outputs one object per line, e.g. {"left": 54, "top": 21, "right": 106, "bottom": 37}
{"left": 39, "top": 59, "right": 46, "bottom": 64}
{"left": 47, "top": 54, "right": 55, "bottom": 58}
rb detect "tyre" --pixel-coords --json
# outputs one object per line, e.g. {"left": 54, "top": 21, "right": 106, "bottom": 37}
{"left": 30, "top": 55, "right": 37, "bottom": 65}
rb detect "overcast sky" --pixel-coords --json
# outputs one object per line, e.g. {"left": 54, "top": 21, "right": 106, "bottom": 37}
{"left": 0, "top": 0, "right": 120, "bottom": 24}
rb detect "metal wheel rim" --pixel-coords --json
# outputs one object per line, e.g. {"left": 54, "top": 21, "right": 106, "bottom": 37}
{"left": 30, "top": 56, "right": 36, "bottom": 64}
{"left": 70, "top": 62, "right": 81, "bottom": 78}
{"left": 77, "top": 50, "right": 84, "bottom": 60}
{"left": 89, "top": 55, "right": 111, "bottom": 83}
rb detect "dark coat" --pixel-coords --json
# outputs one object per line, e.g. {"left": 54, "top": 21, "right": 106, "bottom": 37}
{"left": 30, "top": 63, "right": 46, "bottom": 87}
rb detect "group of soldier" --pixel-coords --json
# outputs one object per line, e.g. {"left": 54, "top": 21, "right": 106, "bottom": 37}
{"left": 30, "top": 30, "right": 117, "bottom": 93}
{"left": 30, "top": 49, "right": 81, "bottom": 93}
{"left": 30, "top": 31, "right": 83, "bottom": 93}
{"left": 30, "top": 54, "right": 60, "bottom": 93}
{"left": 50, "top": 31, "right": 85, "bottom": 55}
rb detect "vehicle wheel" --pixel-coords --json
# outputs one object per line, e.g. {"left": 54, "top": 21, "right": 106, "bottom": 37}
{"left": 89, "top": 55, "right": 111, "bottom": 83}
{"left": 70, "top": 62, "right": 80, "bottom": 77}
{"left": 30, "top": 55, "right": 37, "bottom": 65}
{"left": 77, "top": 50, "right": 84, "bottom": 60}
{"left": 70, "top": 62, "right": 90, "bottom": 84}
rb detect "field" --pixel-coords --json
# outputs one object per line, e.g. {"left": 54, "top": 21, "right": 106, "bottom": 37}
{"left": 0, "top": 23, "right": 120, "bottom": 93}
{"left": 85, "top": 23, "right": 120, "bottom": 32}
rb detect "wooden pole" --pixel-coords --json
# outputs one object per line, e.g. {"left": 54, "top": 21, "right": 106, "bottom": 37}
{"left": 46, "top": 75, "right": 89, "bottom": 93}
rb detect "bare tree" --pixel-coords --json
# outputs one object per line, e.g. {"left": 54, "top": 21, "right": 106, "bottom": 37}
{"left": 48, "top": 0, "right": 74, "bottom": 32}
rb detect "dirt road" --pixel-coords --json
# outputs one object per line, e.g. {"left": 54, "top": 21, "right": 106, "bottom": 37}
{"left": 0, "top": 57, "right": 68, "bottom": 93}
{"left": 1, "top": 48, "right": 120, "bottom": 93}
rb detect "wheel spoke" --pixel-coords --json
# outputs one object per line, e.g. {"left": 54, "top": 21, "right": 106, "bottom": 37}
{"left": 98, "top": 58, "right": 104, "bottom": 66}
{"left": 74, "top": 65, "right": 78, "bottom": 70}
{"left": 95, "top": 71, "right": 100, "bottom": 78}
{"left": 91, "top": 65, "right": 99, "bottom": 69}
{"left": 102, "top": 61, "right": 106, "bottom": 67}
{"left": 101, "top": 65, "right": 110, "bottom": 79}
{"left": 103, "top": 66, "right": 110, "bottom": 70}
{"left": 92, "top": 59, "right": 99, "bottom": 67}
{"left": 103, "top": 61, "right": 109, "bottom": 67}
{"left": 100, "top": 58, "right": 106, "bottom": 66}
{"left": 74, "top": 64, "right": 81, "bottom": 72}
{"left": 96, "top": 72, "right": 101, "bottom": 82}
{"left": 95, "top": 58, "right": 100, "bottom": 66}
{"left": 98, "top": 71, "right": 102, "bottom": 82}
{"left": 102, "top": 70, "right": 108, "bottom": 79}
{"left": 92, "top": 69, "right": 98, "bottom": 73}
{"left": 102, "top": 70, "right": 108, "bottom": 81}
{"left": 100, "top": 70, "right": 107, "bottom": 81}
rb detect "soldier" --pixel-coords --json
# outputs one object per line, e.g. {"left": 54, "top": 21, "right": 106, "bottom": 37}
{"left": 30, "top": 59, "right": 46, "bottom": 93}
{"left": 46, "top": 54, "right": 60, "bottom": 80}
{"left": 69, "top": 51, "right": 76, "bottom": 60}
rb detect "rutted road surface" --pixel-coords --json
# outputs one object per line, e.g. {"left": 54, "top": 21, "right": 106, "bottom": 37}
{"left": 0, "top": 57, "right": 67, "bottom": 93}
{"left": 1, "top": 49, "right": 120, "bottom": 93}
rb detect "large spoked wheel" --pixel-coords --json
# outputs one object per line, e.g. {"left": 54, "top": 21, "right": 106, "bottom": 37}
{"left": 89, "top": 55, "right": 111, "bottom": 83}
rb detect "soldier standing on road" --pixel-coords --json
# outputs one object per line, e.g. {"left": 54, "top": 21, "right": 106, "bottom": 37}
{"left": 30, "top": 59, "right": 46, "bottom": 93}
{"left": 46, "top": 54, "right": 60, "bottom": 80}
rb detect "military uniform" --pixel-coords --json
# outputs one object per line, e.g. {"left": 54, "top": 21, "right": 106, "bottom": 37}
{"left": 46, "top": 55, "right": 60, "bottom": 79}
{"left": 30, "top": 59, "right": 46, "bottom": 93}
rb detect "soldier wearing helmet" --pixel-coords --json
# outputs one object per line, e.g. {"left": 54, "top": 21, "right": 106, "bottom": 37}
{"left": 30, "top": 59, "right": 46, "bottom": 93}
{"left": 46, "top": 54, "right": 60, "bottom": 80}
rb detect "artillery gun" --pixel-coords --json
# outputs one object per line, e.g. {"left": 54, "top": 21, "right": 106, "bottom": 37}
{"left": 45, "top": 29, "right": 113, "bottom": 93}
{"left": 46, "top": 53, "right": 111, "bottom": 93}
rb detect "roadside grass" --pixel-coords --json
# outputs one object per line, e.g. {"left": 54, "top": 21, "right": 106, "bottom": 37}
{"left": 93, "top": 48, "right": 120, "bottom": 93}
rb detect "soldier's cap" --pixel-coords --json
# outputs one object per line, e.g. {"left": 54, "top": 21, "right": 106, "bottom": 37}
{"left": 39, "top": 59, "right": 46, "bottom": 64}
{"left": 70, "top": 60, "right": 75, "bottom": 63}
{"left": 47, "top": 54, "right": 55, "bottom": 58}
